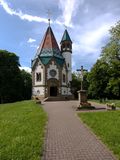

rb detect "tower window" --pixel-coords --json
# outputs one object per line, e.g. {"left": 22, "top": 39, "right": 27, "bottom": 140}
{"left": 63, "top": 74, "right": 66, "bottom": 83}
{"left": 36, "top": 73, "right": 41, "bottom": 81}
{"left": 67, "top": 44, "right": 70, "bottom": 48}
{"left": 62, "top": 44, "right": 65, "bottom": 48}
{"left": 68, "top": 63, "right": 69, "bottom": 68}
{"left": 62, "top": 44, "right": 65, "bottom": 51}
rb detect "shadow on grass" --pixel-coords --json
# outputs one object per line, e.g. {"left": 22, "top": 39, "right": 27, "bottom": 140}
{"left": 76, "top": 106, "right": 106, "bottom": 111}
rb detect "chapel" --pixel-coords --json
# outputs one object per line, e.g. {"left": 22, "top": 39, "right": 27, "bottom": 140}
{"left": 31, "top": 23, "right": 72, "bottom": 100}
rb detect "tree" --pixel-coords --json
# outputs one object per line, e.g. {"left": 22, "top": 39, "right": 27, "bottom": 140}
{"left": 70, "top": 72, "right": 81, "bottom": 98}
{"left": 71, "top": 72, "right": 89, "bottom": 99}
{"left": 0, "top": 50, "right": 23, "bottom": 103}
{"left": 101, "top": 22, "right": 120, "bottom": 98}
{"left": 20, "top": 70, "right": 32, "bottom": 100}
{"left": 0, "top": 50, "right": 32, "bottom": 103}
{"left": 88, "top": 60, "right": 110, "bottom": 100}
{"left": 88, "top": 21, "right": 120, "bottom": 100}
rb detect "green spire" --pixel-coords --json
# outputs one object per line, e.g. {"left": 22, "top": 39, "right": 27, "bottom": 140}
{"left": 61, "top": 29, "right": 72, "bottom": 43}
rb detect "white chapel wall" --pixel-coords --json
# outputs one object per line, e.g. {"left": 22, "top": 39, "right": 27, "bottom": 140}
{"left": 61, "top": 87, "right": 68, "bottom": 95}
{"left": 35, "top": 63, "right": 44, "bottom": 85}
{"left": 32, "top": 87, "right": 44, "bottom": 96}
{"left": 63, "top": 52, "right": 72, "bottom": 82}
{"left": 67, "top": 88, "right": 72, "bottom": 95}
{"left": 62, "top": 67, "right": 67, "bottom": 85}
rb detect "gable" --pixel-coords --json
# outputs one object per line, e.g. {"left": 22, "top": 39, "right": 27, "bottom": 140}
{"left": 32, "top": 58, "right": 44, "bottom": 71}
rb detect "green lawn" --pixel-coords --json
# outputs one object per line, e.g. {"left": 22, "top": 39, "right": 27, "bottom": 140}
{"left": 89, "top": 99, "right": 120, "bottom": 107}
{"left": 78, "top": 111, "right": 120, "bottom": 159}
{"left": 0, "top": 100, "right": 47, "bottom": 160}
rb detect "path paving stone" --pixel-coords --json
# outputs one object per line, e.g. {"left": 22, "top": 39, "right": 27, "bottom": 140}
{"left": 42, "top": 101, "right": 117, "bottom": 160}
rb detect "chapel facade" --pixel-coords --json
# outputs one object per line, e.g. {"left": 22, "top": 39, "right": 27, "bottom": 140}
{"left": 31, "top": 24, "right": 72, "bottom": 100}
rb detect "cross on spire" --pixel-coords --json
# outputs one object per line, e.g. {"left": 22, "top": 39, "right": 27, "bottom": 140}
{"left": 47, "top": 9, "right": 52, "bottom": 26}
{"left": 64, "top": 24, "right": 67, "bottom": 30}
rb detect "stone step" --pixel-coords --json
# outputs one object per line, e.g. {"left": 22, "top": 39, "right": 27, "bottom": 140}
{"left": 43, "top": 96, "right": 68, "bottom": 101}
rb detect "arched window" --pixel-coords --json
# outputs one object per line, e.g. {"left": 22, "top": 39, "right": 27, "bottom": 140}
{"left": 62, "top": 44, "right": 65, "bottom": 48}
{"left": 36, "top": 73, "right": 41, "bottom": 81}
{"left": 63, "top": 74, "right": 66, "bottom": 83}
{"left": 67, "top": 43, "right": 70, "bottom": 48}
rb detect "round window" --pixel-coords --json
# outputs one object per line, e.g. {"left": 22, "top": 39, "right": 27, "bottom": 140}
{"left": 49, "top": 69, "right": 57, "bottom": 77}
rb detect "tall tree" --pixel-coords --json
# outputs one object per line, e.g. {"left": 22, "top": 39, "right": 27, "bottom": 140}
{"left": 101, "top": 22, "right": 120, "bottom": 98}
{"left": 71, "top": 72, "right": 81, "bottom": 98}
{"left": 21, "top": 69, "right": 32, "bottom": 100}
{"left": 88, "top": 21, "right": 120, "bottom": 99}
{"left": 71, "top": 72, "right": 89, "bottom": 99}
{"left": 88, "top": 60, "right": 110, "bottom": 100}
{"left": 0, "top": 50, "right": 22, "bottom": 103}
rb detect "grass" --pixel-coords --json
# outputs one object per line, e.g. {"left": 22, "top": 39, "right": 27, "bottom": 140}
{"left": 89, "top": 99, "right": 120, "bottom": 108}
{"left": 0, "top": 100, "right": 47, "bottom": 160}
{"left": 78, "top": 111, "right": 120, "bottom": 159}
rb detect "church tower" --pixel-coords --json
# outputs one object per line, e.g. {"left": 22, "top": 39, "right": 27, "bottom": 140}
{"left": 61, "top": 29, "right": 72, "bottom": 95}
{"left": 32, "top": 25, "right": 73, "bottom": 100}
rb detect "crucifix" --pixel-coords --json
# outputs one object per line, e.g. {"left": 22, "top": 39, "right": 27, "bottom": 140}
{"left": 76, "top": 66, "right": 87, "bottom": 90}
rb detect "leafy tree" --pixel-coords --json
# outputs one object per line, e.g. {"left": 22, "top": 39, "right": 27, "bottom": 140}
{"left": 82, "top": 72, "right": 89, "bottom": 91}
{"left": 101, "top": 22, "right": 120, "bottom": 98}
{"left": 88, "top": 60, "right": 110, "bottom": 100}
{"left": 0, "top": 50, "right": 22, "bottom": 103}
{"left": 0, "top": 50, "right": 32, "bottom": 103}
{"left": 110, "top": 21, "right": 120, "bottom": 40}
{"left": 71, "top": 72, "right": 81, "bottom": 98}
{"left": 88, "top": 21, "right": 120, "bottom": 100}
{"left": 20, "top": 69, "right": 32, "bottom": 100}
{"left": 71, "top": 72, "right": 89, "bottom": 99}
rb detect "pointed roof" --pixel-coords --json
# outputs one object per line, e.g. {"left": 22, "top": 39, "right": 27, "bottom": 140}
{"left": 33, "top": 26, "right": 64, "bottom": 66}
{"left": 37, "top": 26, "right": 63, "bottom": 59}
{"left": 61, "top": 29, "right": 72, "bottom": 43}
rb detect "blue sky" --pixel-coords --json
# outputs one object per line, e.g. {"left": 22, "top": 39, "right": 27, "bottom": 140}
{"left": 0, "top": 0, "right": 120, "bottom": 72}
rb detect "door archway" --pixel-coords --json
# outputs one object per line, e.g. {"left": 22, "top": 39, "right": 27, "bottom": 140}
{"left": 47, "top": 78, "right": 59, "bottom": 97}
{"left": 50, "top": 86, "right": 57, "bottom": 96}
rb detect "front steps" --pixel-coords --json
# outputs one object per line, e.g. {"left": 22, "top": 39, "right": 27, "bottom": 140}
{"left": 33, "top": 95, "right": 74, "bottom": 102}
{"left": 43, "top": 96, "right": 70, "bottom": 102}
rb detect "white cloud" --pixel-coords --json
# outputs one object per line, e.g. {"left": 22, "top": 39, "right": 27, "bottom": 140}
{"left": 0, "top": 0, "right": 81, "bottom": 28}
{"left": 71, "top": 11, "right": 120, "bottom": 70}
{"left": 72, "top": 13, "right": 118, "bottom": 57}
{"left": 58, "top": 0, "right": 84, "bottom": 27}
{"left": 0, "top": 0, "right": 48, "bottom": 23}
{"left": 73, "top": 42, "right": 99, "bottom": 55}
{"left": 27, "top": 38, "right": 36, "bottom": 43}
{"left": 80, "top": 24, "right": 110, "bottom": 48}
{"left": 19, "top": 67, "right": 31, "bottom": 73}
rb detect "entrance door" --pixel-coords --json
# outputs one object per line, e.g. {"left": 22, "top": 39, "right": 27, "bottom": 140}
{"left": 50, "top": 86, "right": 57, "bottom": 96}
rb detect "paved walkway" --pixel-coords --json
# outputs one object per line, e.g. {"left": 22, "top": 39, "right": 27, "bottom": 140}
{"left": 42, "top": 101, "right": 117, "bottom": 160}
